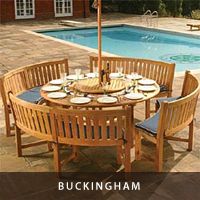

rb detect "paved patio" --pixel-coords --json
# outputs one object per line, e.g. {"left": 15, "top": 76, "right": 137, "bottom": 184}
{"left": 0, "top": 13, "right": 200, "bottom": 172}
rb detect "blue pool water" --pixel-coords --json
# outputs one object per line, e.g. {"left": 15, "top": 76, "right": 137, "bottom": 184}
{"left": 39, "top": 25, "right": 200, "bottom": 72}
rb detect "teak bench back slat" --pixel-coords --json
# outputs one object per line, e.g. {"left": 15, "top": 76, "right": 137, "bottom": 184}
{"left": 9, "top": 93, "right": 132, "bottom": 173}
{"left": 50, "top": 108, "right": 131, "bottom": 146}
{"left": 90, "top": 56, "right": 175, "bottom": 118}
{"left": 3, "top": 59, "right": 69, "bottom": 98}
{"left": 0, "top": 59, "right": 69, "bottom": 137}
{"left": 90, "top": 56, "right": 175, "bottom": 93}
{"left": 163, "top": 72, "right": 199, "bottom": 136}
{"left": 9, "top": 94, "right": 53, "bottom": 141}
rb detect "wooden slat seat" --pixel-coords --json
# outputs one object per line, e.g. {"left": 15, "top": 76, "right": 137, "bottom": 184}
{"left": 0, "top": 59, "right": 69, "bottom": 137}
{"left": 135, "top": 71, "right": 200, "bottom": 172}
{"left": 90, "top": 56, "right": 175, "bottom": 118}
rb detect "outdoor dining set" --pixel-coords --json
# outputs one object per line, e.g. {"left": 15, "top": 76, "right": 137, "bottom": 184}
{"left": 0, "top": 56, "right": 199, "bottom": 173}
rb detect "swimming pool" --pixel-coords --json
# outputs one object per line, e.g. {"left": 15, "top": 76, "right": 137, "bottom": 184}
{"left": 39, "top": 25, "right": 200, "bottom": 72}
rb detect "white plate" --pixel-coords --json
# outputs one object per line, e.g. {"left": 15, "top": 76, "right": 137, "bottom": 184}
{"left": 42, "top": 86, "right": 61, "bottom": 92}
{"left": 138, "top": 85, "right": 156, "bottom": 92}
{"left": 124, "top": 93, "right": 144, "bottom": 100}
{"left": 50, "top": 79, "right": 64, "bottom": 85}
{"left": 70, "top": 97, "right": 91, "bottom": 104}
{"left": 47, "top": 92, "right": 67, "bottom": 99}
{"left": 138, "top": 79, "right": 156, "bottom": 85}
{"left": 97, "top": 96, "right": 117, "bottom": 104}
{"left": 86, "top": 73, "right": 98, "bottom": 78}
{"left": 66, "top": 74, "right": 84, "bottom": 80}
{"left": 109, "top": 73, "right": 123, "bottom": 79}
{"left": 126, "top": 74, "right": 143, "bottom": 80}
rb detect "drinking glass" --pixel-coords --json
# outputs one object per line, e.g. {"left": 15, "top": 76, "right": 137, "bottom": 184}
{"left": 117, "top": 67, "right": 123, "bottom": 75}
{"left": 60, "top": 73, "right": 67, "bottom": 82}
{"left": 102, "top": 82, "right": 109, "bottom": 96}
{"left": 125, "top": 79, "right": 132, "bottom": 93}
{"left": 131, "top": 72, "right": 139, "bottom": 87}
{"left": 93, "top": 66, "right": 98, "bottom": 77}
{"left": 131, "top": 72, "right": 138, "bottom": 80}
{"left": 75, "top": 68, "right": 82, "bottom": 80}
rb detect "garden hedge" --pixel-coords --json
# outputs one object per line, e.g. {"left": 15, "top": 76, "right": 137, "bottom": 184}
{"left": 90, "top": 0, "right": 200, "bottom": 18}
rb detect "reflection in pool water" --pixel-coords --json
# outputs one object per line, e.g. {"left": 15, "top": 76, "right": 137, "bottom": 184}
{"left": 160, "top": 54, "right": 200, "bottom": 64}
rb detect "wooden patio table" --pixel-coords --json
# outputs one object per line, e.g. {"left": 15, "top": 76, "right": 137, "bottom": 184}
{"left": 40, "top": 78, "right": 160, "bottom": 109}
{"left": 40, "top": 77, "right": 160, "bottom": 148}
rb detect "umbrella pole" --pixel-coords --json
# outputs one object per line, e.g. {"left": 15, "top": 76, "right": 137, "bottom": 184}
{"left": 97, "top": 0, "right": 102, "bottom": 85}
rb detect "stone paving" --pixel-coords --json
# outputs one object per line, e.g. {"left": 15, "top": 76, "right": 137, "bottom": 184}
{"left": 0, "top": 13, "right": 200, "bottom": 172}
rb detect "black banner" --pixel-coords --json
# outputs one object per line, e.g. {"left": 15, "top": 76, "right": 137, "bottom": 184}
{"left": 0, "top": 172, "right": 200, "bottom": 200}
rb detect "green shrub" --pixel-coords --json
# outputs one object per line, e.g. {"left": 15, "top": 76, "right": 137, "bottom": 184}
{"left": 89, "top": 0, "right": 200, "bottom": 18}
{"left": 182, "top": 0, "right": 200, "bottom": 16}
{"left": 118, "top": 0, "right": 162, "bottom": 15}
{"left": 159, "top": 1, "right": 168, "bottom": 16}
{"left": 118, "top": 0, "right": 144, "bottom": 14}
{"left": 191, "top": 9, "right": 200, "bottom": 19}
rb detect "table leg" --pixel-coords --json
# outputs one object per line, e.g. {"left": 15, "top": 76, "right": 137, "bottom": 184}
{"left": 130, "top": 105, "right": 135, "bottom": 148}
{"left": 72, "top": 146, "right": 79, "bottom": 162}
{"left": 145, "top": 99, "right": 150, "bottom": 119}
{"left": 130, "top": 105, "right": 134, "bottom": 123}
{"left": 46, "top": 101, "right": 59, "bottom": 108}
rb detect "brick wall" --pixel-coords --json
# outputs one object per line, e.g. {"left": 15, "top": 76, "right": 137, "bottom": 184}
{"left": 35, "top": 0, "right": 54, "bottom": 19}
{"left": 0, "top": 0, "right": 90, "bottom": 23}
{"left": 73, "top": 0, "right": 90, "bottom": 18}
{"left": 0, "top": 0, "right": 15, "bottom": 22}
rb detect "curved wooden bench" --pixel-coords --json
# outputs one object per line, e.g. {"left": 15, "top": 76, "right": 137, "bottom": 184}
{"left": 9, "top": 93, "right": 133, "bottom": 173}
{"left": 9, "top": 93, "right": 53, "bottom": 157}
{"left": 50, "top": 106, "right": 132, "bottom": 173}
{"left": 135, "top": 71, "right": 200, "bottom": 172}
{"left": 0, "top": 59, "right": 69, "bottom": 137}
{"left": 90, "top": 56, "right": 175, "bottom": 118}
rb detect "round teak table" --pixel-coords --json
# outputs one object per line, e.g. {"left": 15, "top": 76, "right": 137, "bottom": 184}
{"left": 41, "top": 78, "right": 160, "bottom": 147}
{"left": 40, "top": 79, "right": 160, "bottom": 109}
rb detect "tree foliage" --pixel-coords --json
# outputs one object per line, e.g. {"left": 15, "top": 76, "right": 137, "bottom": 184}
{"left": 89, "top": 0, "right": 200, "bottom": 18}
